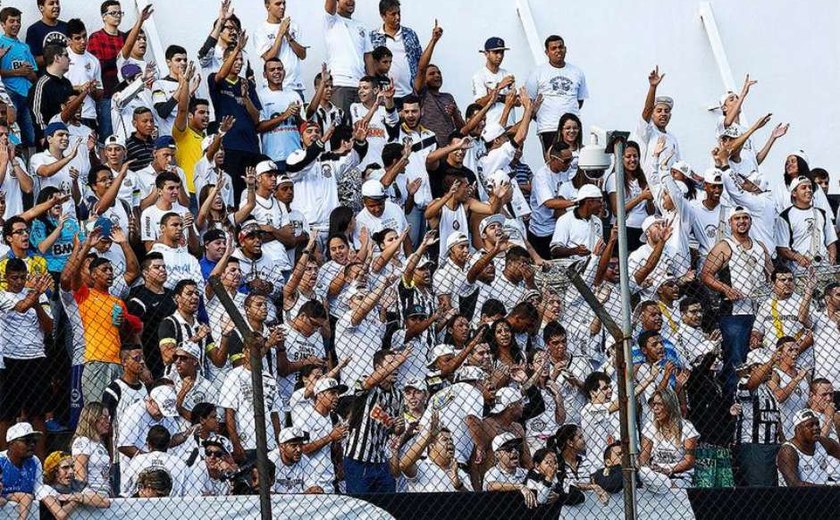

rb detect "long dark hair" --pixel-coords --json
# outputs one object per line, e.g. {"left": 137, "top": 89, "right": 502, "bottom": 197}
{"left": 784, "top": 155, "right": 811, "bottom": 187}
{"left": 555, "top": 113, "right": 583, "bottom": 150}
{"left": 36, "top": 186, "right": 61, "bottom": 235}
{"left": 623, "top": 140, "right": 648, "bottom": 191}
{"left": 484, "top": 318, "right": 523, "bottom": 363}
{"left": 328, "top": 206, "right": 354, "bottom": 238}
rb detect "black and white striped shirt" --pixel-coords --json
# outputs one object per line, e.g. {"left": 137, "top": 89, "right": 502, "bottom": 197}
{"left": 735, "top": 377, "right": 781, "bottom": 445}
{"left": 344, "top": 384, "right": 403, "bottom": 464}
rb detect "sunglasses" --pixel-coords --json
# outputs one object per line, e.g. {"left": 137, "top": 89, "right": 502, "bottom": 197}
{"left": 173, "top": 354, "right": 194, "bottom": 362}
{"left": 205, "top": 451, "right": 224, "bottom": 458}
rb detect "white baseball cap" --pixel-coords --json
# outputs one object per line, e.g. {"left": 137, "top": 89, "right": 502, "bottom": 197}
{"left": 149, "top": 386, "right": 179, "bottom": 417}
{"left": 788, "top": 149, "right": 810, "bottom": 165}
{"left": 455, "top": 365, "right": 487, "bottom": 383}
{"left": 255, "top": 160, "right": 279, "bottom": 176}
{"left": 793, "top": 409, "right": 820, "bottom": 429}
{"left": 313, "top": 377, "right": 348, "bottom": 395}
{"left": 174, "top": 342, "right": 201, "bottom": 360}
{"left": 490, "top": 387, "right": 523, "bottom": 414}
{"left": 6, "top": 422, "right": 43, "bottom": 443}
{"left": 361, "top": 179, "right": 386, "bottom": 199}
{"left": 404, "top": 377, "right": 428, "bottom": 393}
{"left": 789, "top": 175, "right": 811, "bottom": 193}
{"left": 104, "top": 135, "right": 126, "bottom": 149}
{"left": 730, "top": 205, "right": 751, "bottom": 219}
{"left": 702, "top": 168, "right": 724, "bottom": 185}
{"left": 481, "top": 122, "right": 506, "bottom": 143}
{"left": 445, "top": 232, "right": 469, "bottom": 255}
{"left": 574, "top": 184, "right": 602, "bottom": 202}
{"left": 427, "top": 344, "right": 456, "bottom": 369}
{"left": 491, "top": 432, "right": 521, "bottom": 452}
{"left": 671, "top": 160, "right": 691, "bottom": 177}
{"left": 640, "top": 215, "right": 663, "bottom": 243}
{"left": 277, "top": 427, "right": 310, "bottom": 444}
{"left": 737, "top": 348, "right": 771, "bottom": 371}
{"left": 719, "top": 91, "right": 736, "bottom": 108}
{"left": 479, "top": 214, "right": 505, "bottom": 236}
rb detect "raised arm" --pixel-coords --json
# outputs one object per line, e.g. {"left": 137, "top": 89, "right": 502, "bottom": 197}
{"left": 283, "top": 234, "right": 317, "bottom": 301}
{"left": 723, "top": 75, "right": 756, "bottom": 129}
{"left": 511, "top": 88, "right": 535, "bottom": 148}
{"left": 232, "top": 167, "right": 257, "bottom": 224}
{"left": 306, "top": 64, "right": 330, "bottom": 120}
{"left": 216, "top": 31, "right": 248, "bottom": 84}
{"left": 351, "top": 273, "right": 397, "bottom": 326}
{"left": 756, "top": 123, "right": 789, "bottom": 165}
{"left": 121, "top": 5, "right": 153, "bottom": 60}
{"left": 641, "top": 66, "right": 664, "bottom": 123}
{"left": 400, "top": 411, "right": 439, "bottom": 476}
{"left": 460, "top": 86, "right": 498, "bottom": 136}
{"left": 325, "top": 0, "right": 337, "bottom": 15}
{"left": 414, "top": 20, "right": 443, "bottom": 93}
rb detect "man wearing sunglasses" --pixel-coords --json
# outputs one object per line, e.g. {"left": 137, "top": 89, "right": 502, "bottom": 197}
{"left": 527, "top": 142, "right": 575, "bottom": 259}
{"left": 0, "top": 422, "right": 42, "bottom": 520}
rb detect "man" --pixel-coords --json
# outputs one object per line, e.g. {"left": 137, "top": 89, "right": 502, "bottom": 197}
{"left": 355, "top": 180, "right": 410, "bottom": 246}
{"left": 0, "top": 423, "right": 42, "bottom": 518}
{"left": 278, "top": 300, "right": 329, "bottom": 413}
{"left": 412, "top": 23, "right": 464, "bottom": 148}
{"left": 268, "top": 427, "right": 324, "bottom": 494}
{"left": 151, "top": 45, "right": 190, "bottom": 138}
{"left": 87, "top": 0, "right": 129, "bottom": 140}
{"left": 776, "top": 175, "right": 838, "bottom": 272}
{"left": 218, "top": 334, "right": 283, "bottom": 463}
{"left": 777, "top": 409, "right": 840, "bottom": 487}
{"left": 172, "top": 78, "right": 208, "bottom": 198}
{"left": 393, "top": 94, "right": 436, "bottom": 244}
{"left": 125, "top": 253, "right": 177, "bottom": 378}
{"left": 125, "top": 106, "right": 155, "bottom": 170}
{"left": 0, "top": 7, "right": 39, "bottom": 147}
{"left": 752, "top": 267, "right": 814, "bottom": 364}
{"left": 525, "top": 35, "right": 588, "bottom": 151}
{"left": 257, "top": 58, "right": 302, "bottom": 169}
{"left": 0, "top": 218, "right": 48, "bottom": 290}
{"left": 636, "top": 66, "right": 680, "bottom": 174}
{"left": 543, "top": 322, "right": 589, "bottom": 424}
{"left": 688, "top": 168, "right": 730, "bottom": 262}
{"left": 149, "top": 213, "right": 204, "bottom": 289}
{"left": 808, "top": 379, "right": 840, "bottom": 476}
{"left": 140, "top": 172, "right": 191, "bottom": 249}
{"left": 482, "top": 432, "right": 535, "bottom": 509}
{"left": 291, "top": 377, "right": 349, "bottom": 493}
{"left": 813, "top": 284, "right": 840, "bottom": 389}
{"left": 254, "top": 0, "right": 307, "bottom": 100}
{"left": 274, "top": 173, "right": 310, "bottom": 265}
{"left": 30, "top": 43, "right": 73, "bottom": 131}
{"left": 172, "top": 342, "right": 216, "bottom": 422}
{"left": 159, "top": 280, "right": 219, "bottom": 380}
{"left": 370, "top": 0, "right": 422, "bottom": 103}
{"left": 136, "top": 135, "right": 191, "bottom": 213}
{"left": 25, "top": 0, "right": 67, "bottom": 68}
{"left": 677, "top": 296, "right": 719, "bottom": 363}
{"left": 349, "top": 75, "right": 398, "bottom": 172}
{"left": 323, "top": 0, "right": 374, "bottom": 114}
{"left": 472, "top": 37, "right": 515, "bottom": 127}
{"left": 65, "top": 19, "right": 103, "bottom": 129}
{"left": 29, "top": 121, "right": 80, "bottom": 216}
{"left": 549, "top": 183, "right": 604, "bottom": 260}
{"left": 527, "top": 143, "right": 575, "bottom": 258}
{"left": 344, "top": 349, "right": 408, "bottom": 493}
{"left": 121, "top": 425, "right": 195, "bottom": 497}
{"left": 232, "top": 219, "right": 289, "bottom": 302}
{"left": 224, "top": 293, "right": 282, "bottom": 375}
{"left": 400, "top": 413, "right": 472, "bottom": 492}
{"left": 701, "top": 206, "right": 773, "bottom": 392}
{"left": 434, "top": 232, "right": 477, "bottom": 313}
{"left": 474, "top": 387, "right": 531, "bottom": 486}
{"left": 0, "top": 260, "right": 52, "bottom": 457}
{"left": 245, "top": 160, "right": 295, "bottom": 267}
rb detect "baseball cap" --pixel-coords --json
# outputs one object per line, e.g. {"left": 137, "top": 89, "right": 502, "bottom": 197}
{"left": 654, "top": 96, "right": 674, "bottom": 109}
{"left": 788, "top": 149, "right": 810, "bottom": 165}
{"left": 277, "top": 427, "right": 310, "bottom": 444}
{"left": 490, "top": 387, "right": 523, "bottom": 414}
{"left": 702, "top": 168, "right": 724, "bottom": 185}
{"left": 299, "top": 120, "right": 318, "bottom": 135}
{"left": 481, "top": 122, "right": 506, "bottom": 143}
{"left": 405, "top": 377, "right": 428, "bottom": 393}
{"left": 255, "top": 160, "right": 278, "bottom": 176}
{"left": 491, "top": 432, "right": 521, "bottom": 452}
{"left": 313, "top": 377, "right": 348, "bottom": 395}
{"left": 153, "top": 135, "right": 176, "bottom": 151}
{"left": 730, "top": 206, "right": 751, "bottom": 219}
{"left": 427, "top": 344, "right": 456, "bottom": 369}
{"left": 203, "top": 229, "right": 226, "bottom": 244}
{"left": 44, "top": 451, "right": 71, "bottom": 476}
{"left": 718, "top": 125, "right": 741, "bottom": 139}
{"left": 671, "top": 160, "right": 691, "bottom": 177}
{"left": 277, "top": 174, "right": 293, "bottom": 186}
{"left": 6, "top": 422, "right": 43, "bottom": 443}
{"left": 789, "top": 175, "right": 811, "bottom": 193}
{"left": 482, "top": 37, "right": 510, "bottom": 52}
{"left": 672, "top": 180, "right": 689, "bottom": 196}
{"left": 91, "top": 217, "right": 113, "bottom": 240}
{"left": 445, "top": 232, "right": 469, "bottom": 255}
{"left": 149, "top": 386, "right": 179, "bottom": 417}
{"left": 175, "top": 342, "right": 201, "bottom": 360}
{"left": 455, "top": 365, "right": 487, "bottom": 383}
{"left": 361, "top": 179, "right": 386, "bottom": 199}
{"left": 104, "top": 134, "right": 126, "bottom": 149}
{"left": 238, "top": 221, "right": 262, "bottom": 241}
{"left": 575, "top": 184, "right": 602, "bottom": 202}
{"left": 201, "top": 438, "right": 230, "bottom": 453}
{"left": 719, "top": 91, "right": 736, "bottom": 108}
{"left": 44, "top": 122, "right": 68, "bottom": 138}
{"left": 121, "top": 63, "right": 142, "bottom": 80}
{"left": 793, "top": 409, "right": 820, "bottom": 429}
{"left": 479, "top": 214, "right": 505, "bottom": 236}
{"left": 640, "top": 215, "right": 662, "bottom": 243}
{"left": 737, "top": 348, "right": 771, "bottom": 371}
{"left": 406, "top": 303, "right": 429, "bottom": 319}
{"left": 417, "top": 255, "right": 435, "bottom": 270}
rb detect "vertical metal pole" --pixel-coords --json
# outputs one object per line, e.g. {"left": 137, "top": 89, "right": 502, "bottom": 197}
{"left": 612, "top": 139, "right": 639, "bottom": 520}
{"left": 208, "top": 277, "right": 272, "bottom": 520}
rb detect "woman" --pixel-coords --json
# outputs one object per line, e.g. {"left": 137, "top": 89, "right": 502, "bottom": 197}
{"left": 604, "top": 141, "right": 653, "bottom": 250}
{"left": 772, "top": 152, "right": 832, "bottom": 214}
{"left": 71, "top": 403, "right": 112, "bottom": 497}
{"left": 29, "top": 186, "right": 82, "bottom": 276}
{"left": 549, "top": 424, "right": 609, "bottom": 505}
{"left": 769, "top": 336, "right": 810, "bottom": 440}
{"left": 328, "top": 206, "right": 356, "bottom": 248}
{"left": 640, "top": 388, "right": 700, "bottom": 489}
{"left": 196, "top": 166, "right": 255, "bottom": 235}
{"left": 37, "top": 451, "right": 110, "bottom": 519}
{"left": 282, "top": 234, "right": 320, "bottom": 321}
{"left": 134, "top": 468, "right": 173, "bottom": 498}
{"left": 316, "top": 233, "right": 369, "bottom": 321}
{"left": 370, "top": 228, "right": 408, "bottom": 316}
{"left": 554, "top": 113, "right": 583, "bottom": 170}
{"left": 485, "top": 319, "right": 524, "bottom": 367}
{"left": 444, "top": 314, "right": 472, "bottom": 350}
{"left": 184, "top": 402, "right": 234, "bottom": 468}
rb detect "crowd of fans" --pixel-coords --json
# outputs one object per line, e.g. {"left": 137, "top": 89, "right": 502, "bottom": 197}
{"left": 0, "top": 0, "right": 839, "bottom": 517}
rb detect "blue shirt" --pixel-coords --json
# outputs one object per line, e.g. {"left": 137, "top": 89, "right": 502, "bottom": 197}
{"left": 0, "top": 452, "right": 41, "bottom": 495}
{"left": 29, "top": 217, "right": 82, "bottom": 272}
{"left": 0, "top": 35, "right": 37, "bottom": 96}
{"left": 632, "top": 333, "right": 684, "bottom": 388}
{"left": 208, "top": 74, "right": 261, "bottom": 153}
{"left": 24, "top": 20, "right": 68, "bottom": 58}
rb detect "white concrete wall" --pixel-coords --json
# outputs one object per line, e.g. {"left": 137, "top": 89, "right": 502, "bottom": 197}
{"left": 16, "top": 0, "right": 840, "bottom": 188}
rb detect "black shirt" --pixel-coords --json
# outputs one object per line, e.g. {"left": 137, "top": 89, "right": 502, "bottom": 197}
{"left": 126, "top": 134, "right": 155, "bottom": 171}
{"left": 427, "top": 160, "right": 476, "bottom": 199}
{"left": 126, "top": 285, "right": 177, "bottom": 378}
{"left": 30, "top": 72, "right": 74, "bottom": 129}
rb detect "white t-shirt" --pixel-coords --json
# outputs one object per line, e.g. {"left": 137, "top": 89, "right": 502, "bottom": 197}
{"left": 67, "top": 49, "right": 103, "bottom": 119}
{"left": 29, "top": 150, "right": 77, "bottom": 216}
{"left": 353, "top": 201, "right": 409, "bottom": 245}
{"left": 483, "top": 465, "right": 528, "bottom": 490}
{"left": 477, "top": 142, "right": 531, "bottom": 218}
{"left": 246, "top": 192, "right": 290, "bottom": 260}
{"left": 218, "top": 366, "right": 282, "bottom": 451}
{"left": 121, "top": 449, "right": 197, "bottom": 497}
{"left": 334, "top": 310, "right": 385, "bottom": 388}
{"left": 528, "top": 162, "right": 566, "bottom": 236}
{"left": 379, "top": 28, "right": 412, "bottom": 97}
{"left": 254, "top": 20, "right": 306, "bottom": 91}
{"left": 349, "top": 102, "right": 399, "bottom": 171}
{"left": 148, "top": 242, "right": 204, "bottom": 290}
{"left": 550, "top": 209, "right": 604, "bottom": 261}
{"left": 289, "top": 401, "right": 337, "bottom": 492}
{"left": 641, "top": 419, "right": 699, "bottom": 480}
{"left": 135, "top": 165, "right": 189, "bottom": 203}
{"left": 472, "top": 66, "right": 514, "bottom": 126}
{"left": 258, "top": 87, "right": 302, "bottom": 161}
{"left": 1, "top": 157, "right": 29, "bottom": 219}
{"left": 277, "top": 327, "right": 326, "bottom": 410}
{"left": 420, "top": 382, "right": 484, "bottom": 464}
{"left": 406, "top": 458, "right": 473, "bottom": 493}
{"left": 323, "top": 12, "right": 372, "bottom": 87}
{"left": 604, "top": 172, "right": 648, "bottom": 228}
{"left": 192, "top": 159, "right": 234, "bottom": 209}
{"left": 71, "top": 436, "right": 111, "bottom": 496}
{"left": 525, "top": 61, "right": 588, "bottom": 133}
{"left": 581, "top": 401, "right": 620, "bottom": 470}
{"left": 116, "top": 400, "right": 181, "bottom": 481}
{"left": 0, "top": 291, "right": 50, "bottom": 359}
{"left": 140, "top": 202, "right": 189, "bottom": 242}
{"left": 634, "top": 116, "right": 681, "bottom": 176}
{"left": 267, "top": 451, "right": 318, "bottom": 493}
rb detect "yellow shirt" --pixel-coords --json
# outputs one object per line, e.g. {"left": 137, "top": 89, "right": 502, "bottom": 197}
{"left": 173, "top": 124, "right": 204, "bottom": 193}
{"left": 0, "top": 253, "right": 48, "bottom": 291}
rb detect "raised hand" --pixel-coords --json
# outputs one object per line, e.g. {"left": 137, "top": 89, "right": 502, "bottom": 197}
{"left": 407, "top": 177, "right": 422, "bottom": 196}
{"left": 352, "top": 120, "right": 368, "bottom": 142}
{"left": 771, "top": 122, "right": 789, "bottom": 139}
{"left": 278, "top": 17, "right": 291, "bottom": 38}
{"left": 219, "top": 115, "right": 235, "bottom": 134}
{"left": 652, "top": 135, "right": 667, "bottom": 157}
{"left": 111, "top": 225, "right": 127, "bottom": 244}
{"left": 140, "top": 4, "right": 154, "bottom": 21}
{"left": 648, "top": 65, "right": 664, "bottom": 87}
{"left": 755, "top": 113, "right": 772, "bottom": 129}
{"left": 237, "top": 30, "right": 249, "bottom": 50}
{"left": 431, "top": 19, "right": 443, "bottom": 41}
{"left": 244, "top": 166, "right": 256, "bottom": 188}
{"left": 740, "top": 74, "right": 757, "bottom": 96}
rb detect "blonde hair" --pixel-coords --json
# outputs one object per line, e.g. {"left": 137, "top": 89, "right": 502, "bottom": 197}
{"left": 73, "top": 401, "right": 106, "bottom": 444}
{"left": 649, "top": 388, "right": 683, "bottom": 442}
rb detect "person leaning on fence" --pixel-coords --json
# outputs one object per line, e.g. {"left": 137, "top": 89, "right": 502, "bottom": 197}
{"left": 268, "top": 427, "right": 324, "bottom": 495}
{"left": 37, "top": 450, "right": 110, "bottom": 519}
{"left": 70, "top": 402, "right": 112, "bottom": 498}
{"left": 133, "top": 467, "right": 172, "bottom": 498}
{"left": 192, "top": 437, "right": 237, "bottom": 497}
{"left": 639, "top": 388, "right": 699, "bottom": 489}
{"left": 806, "top": 378, "right": 840, "bottom": 482}
{"left": 120, "top": 424, "right": 197, "bottom": 497}
{"left": 483, "top": 432, "right": 536, "bottom": 509}
{"left": 0, "top": 422, "right": 43, "bottom": 520}
{"left": 777, "top": 409, "right": 840, "bottom": 487}
{"left": 399, "top": 409, "right": 472, "bottom": 493}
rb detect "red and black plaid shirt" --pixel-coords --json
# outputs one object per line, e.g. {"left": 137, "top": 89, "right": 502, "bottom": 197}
{"left": 87, "top": 29, "right": 126, "bottom": 97}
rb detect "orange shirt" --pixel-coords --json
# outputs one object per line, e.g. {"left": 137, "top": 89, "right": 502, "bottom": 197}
{"left": 75, "top": 285, "right": 126, "bottom": 364}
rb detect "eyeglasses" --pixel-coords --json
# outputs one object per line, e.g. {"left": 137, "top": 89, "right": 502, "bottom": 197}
{"left": 205, "top": 451, "right": 224, "bottom": 458}
{"left": 105, "top": 11, "right": 124, "bottom": 17}
{"left": 173, "top": 354, "right": 194, "bottom": 362}
{"left": 58, "top": 464, "right": 73, "bottom": 470}
{"left": 11, "top": 228, "right": 29, "bottom": 235}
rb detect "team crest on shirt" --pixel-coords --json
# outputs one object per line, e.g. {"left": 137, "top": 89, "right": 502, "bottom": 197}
{"left": 453, "top": 220, "right": 460, "bottom": 230}
{"left": 322, "top": 164, "right": 333, "bottom": 178}
{"left": 549, "top": 75, "right": 573, "bottom": 94}
{"left": 705, "top": 224, "right": 717, "bottom": 239}
{"left": 44, "top": 31, "right": 68, "bottom": 47}
{"left": 805, "top": 217, "right": 815, "bottom": 234}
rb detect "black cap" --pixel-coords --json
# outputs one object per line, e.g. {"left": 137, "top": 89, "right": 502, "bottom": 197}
{"left": 203, "top": 229, "right": 226, "bottom": 244}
